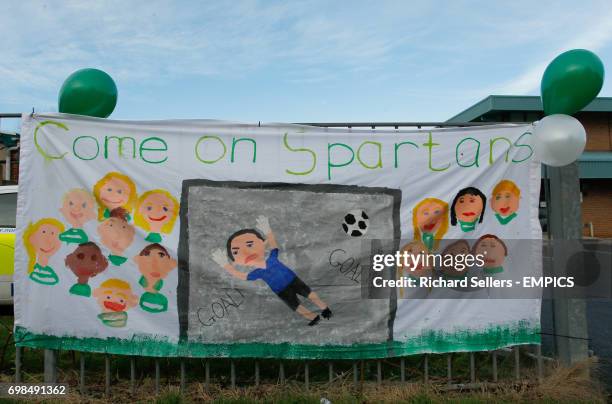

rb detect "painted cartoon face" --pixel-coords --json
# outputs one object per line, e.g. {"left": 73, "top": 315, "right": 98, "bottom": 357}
{"left": 454, "top": 193, "right": 484, "bottom": 223}
{"left": 445, "top": 241, "right": 470, "bottom": 257}
{"left": 93, "top": 286, "right": 138, "bottom": 312}
{"left": 28, "top": 224, "right": 62, "bottom": 259}
{"left": 230, "top": 233, "right": 266, "bottom": 267}
{"left": 65, "top": 243, "right": 108, "bottom": 280}
{"left": 398, "top": 241, "right": 431, "bottom": 276}
{"left": 474, "top": 237, "right": 507, "bottom": 268}
{"left": 441, "top": 241, "right": 470, "bottom": 276}
{"left": 134, "top": 246, "right": 177, "bottom": 281}
{"left": 138, "top": 192, "right": 176, "bottom": 232}
{"left": 416, "top": 200, "right": 445, "bottom": 234}
{"left": 60, "top": 190, "right": 96, "bottom": 228}
{"left": 491, "top": 190, "right": 519, "bottom": 217}
{"left": 97, "top": 218, "right": 135, "bottom": 254}
{"left": 99, "top": 178, "right": 131, "bottom": 210}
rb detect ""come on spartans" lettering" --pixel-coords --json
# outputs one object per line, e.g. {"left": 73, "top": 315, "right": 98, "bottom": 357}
{"left": 34, "top": 120, "right": 533, "bottom": 180}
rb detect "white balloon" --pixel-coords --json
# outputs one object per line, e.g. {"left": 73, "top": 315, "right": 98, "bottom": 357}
{"left": 533, "top": 114, "right": 586, "bottom": 167}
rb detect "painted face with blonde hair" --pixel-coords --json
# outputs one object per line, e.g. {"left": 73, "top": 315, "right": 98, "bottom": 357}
{"left": 99, "top": 177, "right": 132, "bottom": 211}
{"left": 415, "top": 200, "right": 445, "bottom": 234}
{"left": 93, "top": 282, "right": 138, "bottom": 313}
{"left": 138, "top": 192, "right": 177, "bottom": 233}
{"left": 491, "top": 187, "right": 519, "bottom": 217}
{"left": 60, "top": 189, "right": 96, "bottom": 228}
{"left": 29, "top": 223, "right": 62, "bottom": 263}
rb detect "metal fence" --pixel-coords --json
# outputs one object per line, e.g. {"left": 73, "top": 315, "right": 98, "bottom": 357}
{"left": 13, "top": 344, "right": 547, "bottom": 397}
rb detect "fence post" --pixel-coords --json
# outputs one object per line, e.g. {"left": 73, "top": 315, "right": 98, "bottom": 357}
{"left": 230, "top": 360, "right": 236, "bottom": 389}
{"left": 400, "top": 358, "right": 405, "bottom": 382}
{"left": 492, "top": 351, "right": 498, "bottom": 382}
{"left": 514, "top": 347, "right": 520, "bottom": 381}
{"left": 130, "top": 357, "right": 136, "bottom": 395}
{"left": 446, "top": 354, "right": 452, "bottom": 386}
{"left": 155, "top": 359, "right": 160, "bottom": 394}
{"left": 15, "top": 347, "right": 21, "bottom": 383}
{"left": 255, "top": 361, "right": 260, "bottom": 386}
{"left": 105, "top": 355, "right": 110, "bottom": 397}
{"left": 205, "top": 361, "right": 210, "bottom": 390}
{"left": 360, "top": 360, "right": 365, "bottom": 391}
{"left": 44, "top": 349, "right": 57, "bottom": 383}
{"left": 279, "top": 362, "right": 285, "bottom": 385}
{"left": 469, "top": 352, "right": 475, "bottom": 383}
{"left": 180, "top": 359, "right": 186, "bottom": 393}
{"left": 536, "top": 344, "right": 543, "bottom": 381}
{"left": 546, "top": 163, "right": 589, "bottom": 365}
{"left": 79, "top": 354, "right": 85, "bottom": 395}
{"left": 423, "top": 354, "right": 429, "bottom": 384}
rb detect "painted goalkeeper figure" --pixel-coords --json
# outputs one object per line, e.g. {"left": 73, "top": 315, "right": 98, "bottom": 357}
{"left": 211, "top": 216, "right": 332, "bottom": 326}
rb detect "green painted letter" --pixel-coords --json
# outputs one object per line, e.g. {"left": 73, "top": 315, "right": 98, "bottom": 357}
{"left": 328, "top": 143, "right": 355, "bottom": 180}
{"left": 456, "top": 137, "right": 481, "bottom": 168}
{"left": 423, "top": 132, "right": 450, "bottom": 172}
{"left": 394, "top": 141, "right": 418, "bottom": 168}
{"left": 357, "top": 141, "right": 382, "bottom": 169}
{"left": 73, "top": 136, "right": 100, "bottom": 161}
{"left": 195, "top": 135, "right": 226, "bottom": 164}
{"left": 34, "top": 121, "right": 68, "bottom": 161}
{"left": 105, "top": 136, "right": 136, "bottom": 159}
{"left": 231, "top": 137, "right": 256, "bottom": 163}
{"left": 139, "top": 137, "right": 168, "bottom": 164}
{"left": 512, "top": 131, "right": 534, "bottom": 163}
{"left": 489, "top": 136, "right": 512, "bottom": 164}
{"left": 283, "top": 132, "right": 316, "bottom": 176}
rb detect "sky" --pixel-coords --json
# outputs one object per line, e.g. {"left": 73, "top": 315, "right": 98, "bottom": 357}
{"left": 2, "top": 0, "right": 612, "bottom": 131}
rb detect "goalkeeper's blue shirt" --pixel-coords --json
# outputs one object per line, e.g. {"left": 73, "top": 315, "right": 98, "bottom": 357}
{"left": 247, "top": 248, "right": 297, "bottom": 293}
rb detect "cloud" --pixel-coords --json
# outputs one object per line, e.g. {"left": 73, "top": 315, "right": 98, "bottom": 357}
{"left": 491, "top": 7, "right": 612, "bottom": 95}
{"left": 1, "top": 0, "right": 611, "bottom": 118}
{"left": 0, "top": 1, "right": 444, "bottom": 97}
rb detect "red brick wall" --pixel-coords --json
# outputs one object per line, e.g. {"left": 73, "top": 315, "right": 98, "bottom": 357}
{"left": 576, "top": 112, "right": 612, "bottom": 151}
{"left": 10, "top": 149, "right": 18, "bottom": 182}
{"left": 582, "top": 180, "right": 612, "bottom": 238}
{"left": 575, "top": 113, "right": 612, "bottom": 238}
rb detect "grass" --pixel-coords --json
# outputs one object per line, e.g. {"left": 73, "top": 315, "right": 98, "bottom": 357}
{"left": 0, "top": 364, "right": 604, "bottom": 403}
{"left": 0, "top": 311, "right": 606, "bottom": 402}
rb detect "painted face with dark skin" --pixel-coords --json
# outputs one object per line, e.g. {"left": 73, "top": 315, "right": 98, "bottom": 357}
{"left": 454, "top": 193, "right": 484, "bottom": 223}
{"left": 230, "top": 233, "right": 266, "bottom": 267}
{"left": 65, "top": 243, "right": 109, "bottom": 284}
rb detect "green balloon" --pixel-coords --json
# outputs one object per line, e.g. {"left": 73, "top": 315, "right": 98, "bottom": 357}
{"left": 541, "top": 49, "right": 604, "bottom": 116}
{"left": 58, "top": 68, "right": 117, "bottom": 118}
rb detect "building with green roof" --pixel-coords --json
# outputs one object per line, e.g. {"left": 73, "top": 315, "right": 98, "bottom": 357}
{"left": 448, "top": 95, "right": 612, "bottom": 237}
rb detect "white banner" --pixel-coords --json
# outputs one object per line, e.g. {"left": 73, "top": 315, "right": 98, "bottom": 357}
{"left": 14, "top": 114, "right": 541, "bottom": 358}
